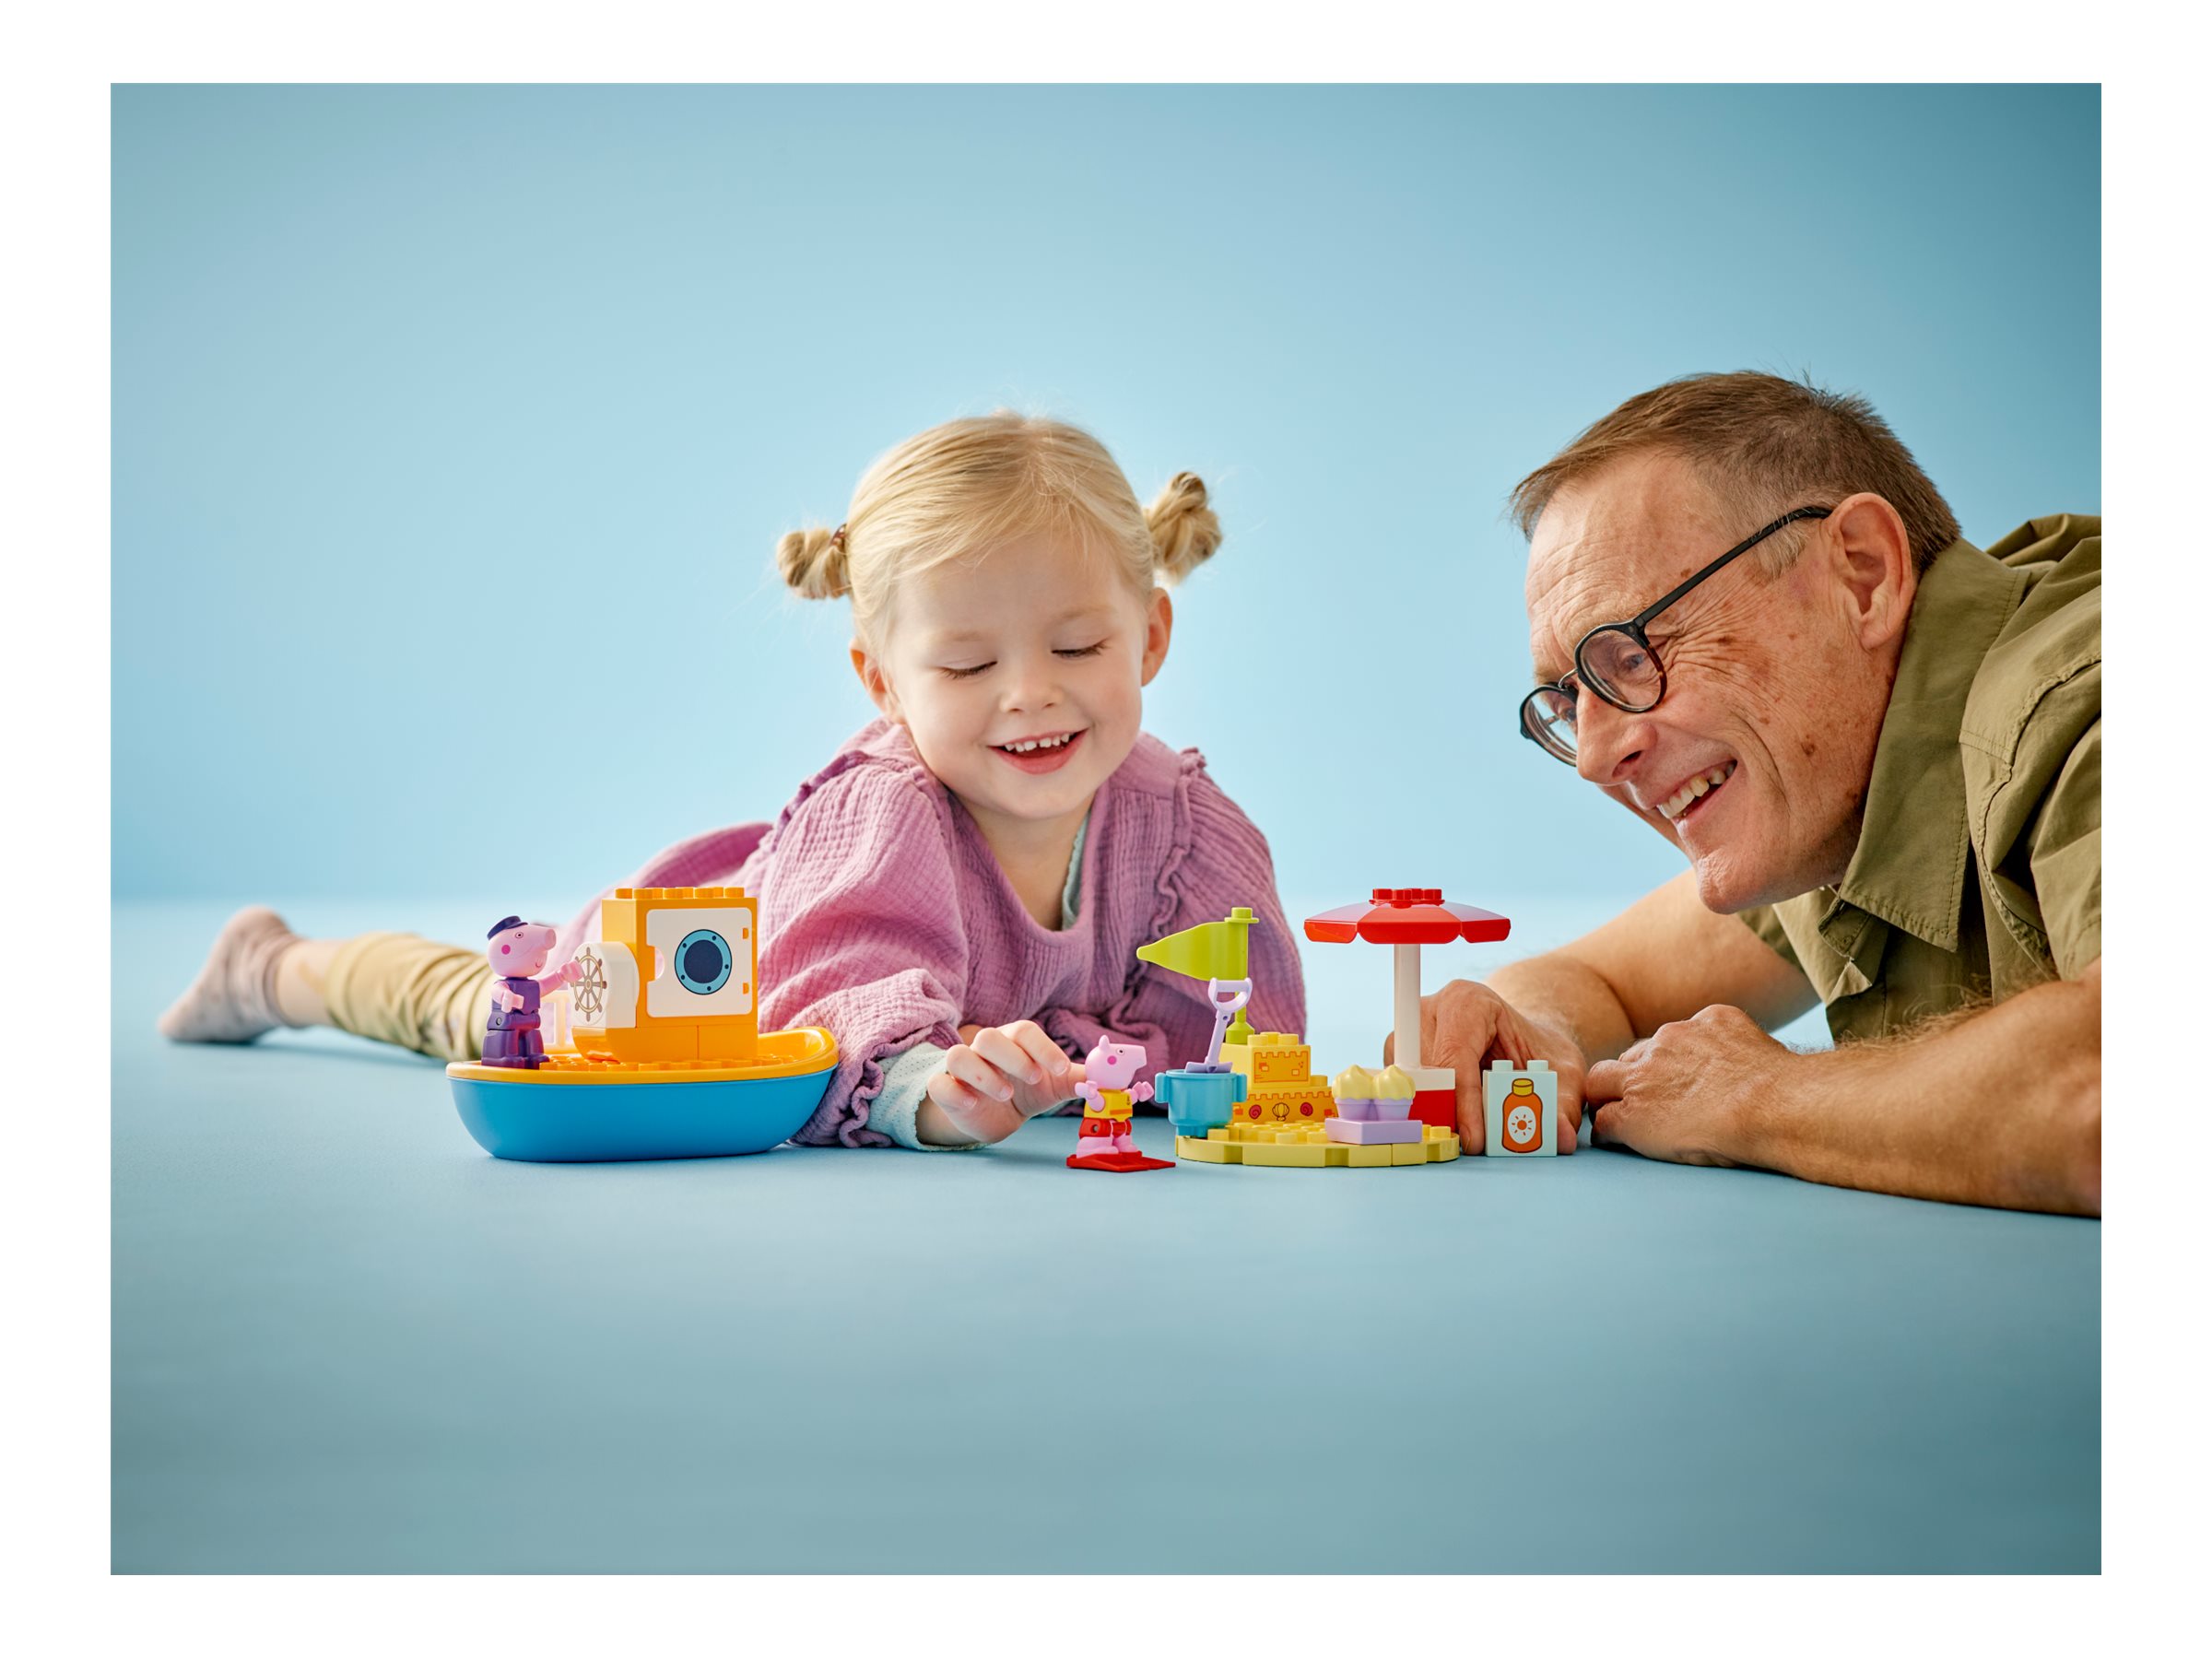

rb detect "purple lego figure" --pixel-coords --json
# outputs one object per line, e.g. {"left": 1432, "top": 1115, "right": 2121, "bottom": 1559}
{"left": 1067, "top": 1037, "right": 1171, "bottom": 1171}
{"left": 480, "top": 916, "right": 582, "bottom": 1070}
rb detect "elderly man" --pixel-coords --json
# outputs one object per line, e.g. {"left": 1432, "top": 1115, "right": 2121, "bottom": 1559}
{"left": 1410, "top": 372, "right": 2100, "bottom": 1214}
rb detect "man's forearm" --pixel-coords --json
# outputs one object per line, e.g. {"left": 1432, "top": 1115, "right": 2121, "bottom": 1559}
{"left": 1738, "top": 967, "right": 2101, "bottom": 1214}
{"left": 1488, "top": 953, "right": 1641, "bottom": 1065}
{"left": 1486, "top": 872, "right": 1818, "bottom": 1063}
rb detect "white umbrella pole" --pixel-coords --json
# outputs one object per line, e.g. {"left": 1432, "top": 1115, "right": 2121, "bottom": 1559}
{"left": 1393, "top": 942, "right": 1423, "bottom": 1071}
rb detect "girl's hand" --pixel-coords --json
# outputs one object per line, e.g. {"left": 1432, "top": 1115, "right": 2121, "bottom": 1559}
{"left": 924, "top": 1021, "right": 1083, "bottom": 1146}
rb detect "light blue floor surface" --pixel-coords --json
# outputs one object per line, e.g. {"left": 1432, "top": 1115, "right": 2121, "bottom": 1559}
{"left": 113, "top": 900, "right": 2099, "bottom": 1572}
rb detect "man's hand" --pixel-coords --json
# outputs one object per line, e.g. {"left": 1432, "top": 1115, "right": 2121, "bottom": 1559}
{"left": 1387, "top": 979, "right": 1590, "bottom": 1153}
{"left": 1576, "top": 976, "right": 2100, "bottom": 1214}
{"left": 924, "top": 1020, "right": 1083, "bottom": 1146}
{"left": 1582, "top": 1004, "right": 1785, "bottom": 1166}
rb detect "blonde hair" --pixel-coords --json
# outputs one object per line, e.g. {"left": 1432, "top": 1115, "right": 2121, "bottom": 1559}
{"left": 776, "top": 413, "right": 1222, "bottom": 643}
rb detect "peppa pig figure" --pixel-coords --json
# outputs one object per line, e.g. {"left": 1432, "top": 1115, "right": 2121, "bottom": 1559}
{"left": 480, "top": 916, "right": 582, "bottom": 1070}
{"left": 1066, "top": 1037, "right": 1173, "bottom": 1172}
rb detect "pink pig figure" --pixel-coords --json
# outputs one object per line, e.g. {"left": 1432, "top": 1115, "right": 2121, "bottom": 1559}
{"left": 480, "top": 915, "right": 582, "bottom": 1070}
{"left": 1067, "top": 1037, "right": 1171, "bottom": 1171}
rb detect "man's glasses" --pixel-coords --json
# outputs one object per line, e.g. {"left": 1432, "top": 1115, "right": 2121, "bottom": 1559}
{"left": 1518, "top": 505, "right": 1833, "bottom": 765}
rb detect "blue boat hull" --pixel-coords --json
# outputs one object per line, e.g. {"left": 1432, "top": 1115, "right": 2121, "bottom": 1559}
{"left": 450, "top": 1068, "right": 834, "bottom": 1162}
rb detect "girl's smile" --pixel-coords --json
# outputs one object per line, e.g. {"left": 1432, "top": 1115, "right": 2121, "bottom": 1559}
{"left": 992, "top": 728, "right": 1088, "bottom": 773}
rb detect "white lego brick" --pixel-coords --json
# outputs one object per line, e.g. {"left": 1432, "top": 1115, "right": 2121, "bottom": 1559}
{"left": 1482, "top": 1058, "right": 1558, "bottom": 1157}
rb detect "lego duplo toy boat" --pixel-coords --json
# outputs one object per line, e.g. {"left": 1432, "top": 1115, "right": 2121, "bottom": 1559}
{"left": 446, "top": 886, "right": 837, "bottom": 1162}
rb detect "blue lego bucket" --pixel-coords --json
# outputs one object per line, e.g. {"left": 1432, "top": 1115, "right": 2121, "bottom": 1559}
{"left": 1154, "top": 1066, "right": 1248, "bottom": 1138}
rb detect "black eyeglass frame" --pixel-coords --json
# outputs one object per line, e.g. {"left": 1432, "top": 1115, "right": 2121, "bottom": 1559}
{"left": 1517, "top": 504, "right": 1834, "bottom": 762}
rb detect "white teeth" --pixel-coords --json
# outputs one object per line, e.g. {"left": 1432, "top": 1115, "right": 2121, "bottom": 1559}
{"left": 1002, "top": 735, "right": 1072, "bottom": 754}
{"left": 1657, "top": 762, "right": 1736, "bottom": 821}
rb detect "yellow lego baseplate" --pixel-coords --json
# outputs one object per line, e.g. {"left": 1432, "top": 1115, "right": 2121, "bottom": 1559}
{"left": 1174, "top": 1121, "right": 1460, "bottom": 1168}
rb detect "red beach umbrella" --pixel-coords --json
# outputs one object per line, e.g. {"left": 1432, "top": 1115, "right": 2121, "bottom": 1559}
{"left": 1303, "top": 887, "right": 1511, "bottom": 947}
{"left": 1303, "top": 888, "right": 1512, "bottom": 1125}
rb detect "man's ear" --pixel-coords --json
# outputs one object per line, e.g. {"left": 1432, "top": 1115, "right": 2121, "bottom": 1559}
{"left": 1138, "top": 587, "right": 1174, "bottom": 688}
{"left": 851, "top": 641, "right": 903, "bottom": 724}
{"left": 1823, "top": 492, "right": 1917, "bottom": 650}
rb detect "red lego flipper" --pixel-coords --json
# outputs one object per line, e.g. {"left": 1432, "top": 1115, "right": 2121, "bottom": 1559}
{"left": 1065, "top": 1151, "right": 1175, "bottom": 1173}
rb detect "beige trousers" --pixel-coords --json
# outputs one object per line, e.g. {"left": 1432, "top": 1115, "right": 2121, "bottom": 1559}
{"left": 324, "top": 932, "right": 501, "bottom": 1062}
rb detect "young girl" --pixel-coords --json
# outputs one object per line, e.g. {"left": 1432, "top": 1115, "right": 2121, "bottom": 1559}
{"left": 159, "top": 413, "right": 1306, "bottom": 1149}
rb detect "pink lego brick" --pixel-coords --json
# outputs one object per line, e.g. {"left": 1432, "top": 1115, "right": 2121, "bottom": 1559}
{"left": 1324, "top": 1117, "right": 1425, "bottom": 1145}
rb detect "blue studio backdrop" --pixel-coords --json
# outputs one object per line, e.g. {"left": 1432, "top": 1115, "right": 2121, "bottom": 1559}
{"left": 108, "top": 85, "right": 2103, "bottom": 1576}
{"left": 112, "top": 84, "right": 2100, "bottom": 913}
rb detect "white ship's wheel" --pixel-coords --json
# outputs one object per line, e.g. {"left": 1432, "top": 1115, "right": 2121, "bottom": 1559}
{"left": 571, "top": 947, "right": 608, "bottom": 1020}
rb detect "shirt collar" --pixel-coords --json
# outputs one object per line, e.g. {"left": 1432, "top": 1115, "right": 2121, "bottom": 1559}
{"left": 1818, "top": 537, "right": 2026, "bottom": 959}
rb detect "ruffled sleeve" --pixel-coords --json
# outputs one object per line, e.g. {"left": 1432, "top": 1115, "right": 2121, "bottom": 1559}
{"left": 751, "top": 757, "right": 969, "bottom": 1147}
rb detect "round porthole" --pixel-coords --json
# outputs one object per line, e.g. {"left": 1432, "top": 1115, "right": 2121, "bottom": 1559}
{"left": 674, "top": 928, "right": 734, "bottom": 995}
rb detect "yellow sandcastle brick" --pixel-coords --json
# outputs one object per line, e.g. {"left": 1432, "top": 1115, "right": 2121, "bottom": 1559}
{"left": 1247, "top": 1031, "right": 1313, "bottom": 1084}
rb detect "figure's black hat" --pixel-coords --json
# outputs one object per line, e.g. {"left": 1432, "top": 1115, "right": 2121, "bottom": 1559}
{"left": 487, "top": 915, "right": 525, "bottom": 938}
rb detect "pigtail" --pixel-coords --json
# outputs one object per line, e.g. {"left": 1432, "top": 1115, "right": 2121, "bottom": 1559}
{"left": 777, "top": 524, "right": 853, "bottom": 601}
{"left": 1145, "top": 472, "right": 1222, "bottom": 585}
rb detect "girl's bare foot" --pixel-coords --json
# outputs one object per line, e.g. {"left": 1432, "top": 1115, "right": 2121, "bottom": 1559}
{"left": 157, "top": 906, "right": 299, "bottom": 1042}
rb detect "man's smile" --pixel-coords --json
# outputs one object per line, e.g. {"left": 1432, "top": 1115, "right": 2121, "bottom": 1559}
{"left": 1653, "top": 759, "right": 1737, "bottom": 823}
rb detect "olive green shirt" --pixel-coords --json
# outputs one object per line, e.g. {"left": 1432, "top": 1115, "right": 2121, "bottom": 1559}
{"left": 1741, "top": 515, "right": 2101, "bottom": 1041}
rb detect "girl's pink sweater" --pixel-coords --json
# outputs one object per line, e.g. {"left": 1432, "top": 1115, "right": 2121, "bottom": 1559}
{"left": 559, "top": 719, "right": 1306, "bottom": 1147}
